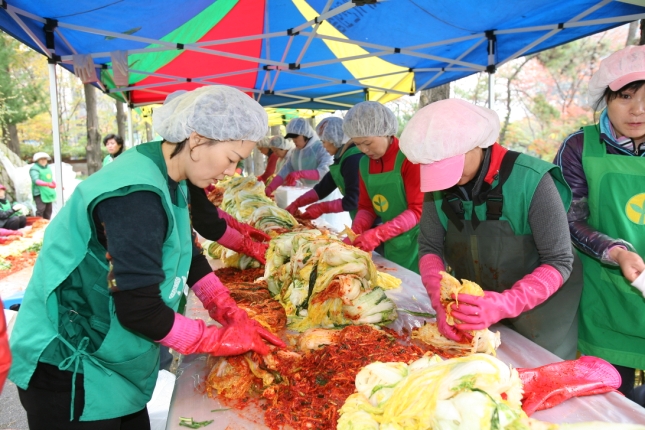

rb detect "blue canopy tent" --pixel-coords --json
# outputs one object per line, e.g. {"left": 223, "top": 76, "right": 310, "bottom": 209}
{"left": 1, "top": 0, "right": 644, "bottom": 204}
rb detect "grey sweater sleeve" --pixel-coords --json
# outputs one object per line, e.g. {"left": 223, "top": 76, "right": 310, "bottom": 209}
{"left": 418, "top": 193, "right": 447, "bottom": 259}
{"left": 528, "top": 174, "right": 574, "bottom": 281}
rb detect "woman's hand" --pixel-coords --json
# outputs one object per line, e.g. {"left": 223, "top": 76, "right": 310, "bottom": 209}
{"left": 609, "top": 247, "right": 645, "bottom": 283}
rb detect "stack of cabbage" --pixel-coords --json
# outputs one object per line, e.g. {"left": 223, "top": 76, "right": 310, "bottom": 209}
{"left": 264, "top": 230, "right": 401, "bottom": 331}
{"left": 338, "top": 354, "right": 643, "bottom": 430}
{"left": 206, "top": 176, "right": 299, "bottom": 268}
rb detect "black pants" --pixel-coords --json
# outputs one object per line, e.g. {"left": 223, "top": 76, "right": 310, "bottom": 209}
{"left": 4, "top": 215, "right": 26, "bottom": 230}
{"left": 18, "top": 384, "right": 151, "bottom": 430}
{"left": 34, "top": 195, "right": 52, "bottom": 220}
{"left": 613, "top": 364, "right": 645, "bottom": 407}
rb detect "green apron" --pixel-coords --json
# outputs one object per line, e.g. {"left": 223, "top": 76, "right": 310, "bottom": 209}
{"left": 10, "top": 142, "right": 193, "bottom": 421}
{"left": 329, "top": 145, "right": 363, "bottom": 220}
{"left": 0, "top": 200, "right": 18, "bottom": 215}
{"left": 30, "top": 163, "right": 56, "bottom": 203}
{"left": 577, "top": 125, "right": 645, "bottom": 369}
{"left": 359, "top": 150, "right": 419, "bottom": 273}
{"left": 102, "top": 154, "right": 114, "bottom": 167}
{"left": 434, "top": 150, "right": 582, "bottom": 359}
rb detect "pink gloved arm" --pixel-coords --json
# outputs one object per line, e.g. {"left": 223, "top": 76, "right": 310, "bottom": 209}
{"left": 419, "top": 254, "right": 468, "bottom": 342}
{"left": 34, "top": 179, "right": 50, "bottom": 187}
{"left": 217, "top": 208, "right": 270, "bottom": 242}
{"left": 264, "top": 175, "right": 284, "bottom": 197}
{"left": 301, "top": 199, "right": 344, "bottom": 220}
{"left": 217, "top": 226, "right": 268, "bottom": 264}
{"left": 284, "top": 170, "right": 320, "bottom": 186}
{"left": 0, "top": 228, "right": 20, "bottom": 236}
{"left": 350, "top": 209, "right": 377, "bottom": 236}
{"left": 451, "top": 264, "right": 564, "bottom": 331}
{"left": 285, "top": 189, "right": 319, "bottom": 215}
{"left": 192, "top": 273, "right": 285, "bottom": 348}
{"left": 157, "top": 313, "right": 271, "bottom": 356}
{"left": 353, "top": 209, "right": 419, "bottom": 253}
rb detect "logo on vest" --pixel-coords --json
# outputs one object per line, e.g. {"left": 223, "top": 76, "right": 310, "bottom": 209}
{"left": 626, "top": 193, "right": 645, "bottom": 225}
{"left": 169, "top": 276, "right": 187, "bottom": 300}
{"left": 372, "top": 194, "right": 389, "bottom": 213}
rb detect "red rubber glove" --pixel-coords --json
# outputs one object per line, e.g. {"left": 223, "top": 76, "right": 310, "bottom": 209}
{"left": 301, "top": 199, "right": 344, "bottom": 220}
{"left": 192, "top": 273, "right": 285, "bottom": 349}
{"left": 158, "top": 313, "right": 272, "bottom": 356}
{"left": 0, "top": 228, "right": 20, "bottom": 237}
{"left": 451, "top": 264, "right": 563, "bottom": 331}
{"left": 284, "top": 169, "right": 319, "bottom": 186}
{"left": 217, "top": 226, "right": 268, "bottom": 264}
{"left": 264, "top": 175, "right": 284, "bottom": 197}
{"left": 353, "top": 210, "right": 418, "bottom": 253}
{"left": 349, "top": 209, "right": 377, "bottom": 236}
{"left": 49, "top": 181, "right": 57, "bottom": 189}
{"left": 419, "top": 254, "right": 470, "bottom": 342}
{"left": 0, "top": 298, "right": 10, "bottom": 394}
{"left": 34, "top": 179, "right": 50, "bottom": 187}
{"left": 285, "top": 189, "right": 319, "bottom": 215}
{"left": 217, "top": 208, "right": 270, "bottom": 242}
{"left": 518, "top": 356, "right": 621, "bottom": 416}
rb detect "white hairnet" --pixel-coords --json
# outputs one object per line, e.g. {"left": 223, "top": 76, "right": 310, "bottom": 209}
{"left": 343, "top": 101, "right": 398, "bottom": 138}
{"left": 257, "top": 136, "right": 271, "bottom": 148}
{"left": 153, "top": 85, "right": 268, "bottom": 143}
{"left": 589, "top": 45, "right": 645, "bottom": 109}
{"left": 399, "top": 99, "right": 500, "bottom": 164}
{"left": 285, "top": 117, "right": 315, "bottom": 138}
{"left": 316, "top": 117, "right": 347, "bottom": 148}
{"left": 269, "top": 135, "right": 295, "bottom": 150}
{"left": 164, "top": 90, "right": 188, "bottom": 105}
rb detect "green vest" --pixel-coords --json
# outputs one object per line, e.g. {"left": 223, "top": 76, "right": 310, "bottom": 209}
{"left": 0, "top": 199, "right": 17, "bottom": 216}
{"left": 433, "top": 150, "right": 582, "bottom": 359}
{"left": 9, "top": 141, "right": 192, "bottom": 421}
{"left": 359, "top": 150, "right": 419, "bottom": 273}
{"left": 30, "top": 163, "right": 56, "bottom": 203}
{"left": 577, "top": 125, "right": 645, "bottom": 369}
{"left": 102, "top": 154, "right": 114, "bottom": 167}
{"left": 329, "top": 145, "right": 363, "bottom": 219}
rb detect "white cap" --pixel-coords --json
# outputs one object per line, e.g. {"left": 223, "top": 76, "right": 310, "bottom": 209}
{"left": 269, "top": 135, "right": 295, "bottom": 150}
{"left": 33, "top": 152, "right": 51, "bottom": 162}
{"left": 153, "top": 85, "right": 268, "bottom": 143}
{"left": 399, "top": 99, "right": 500, "bottom": 192}
{"left": 316, "top": 117, "right": 347, "bottom": 148}
{"left": 163, "top": 90, "right": 188, "bottom": 105}
{"left": 343, "top": 101, "right": 398, "bottom": 138}
{"left": 285, "top": 117, "right": 315, "bottom": 139}
{"left": 589, "top": 45, "right": 645, "bottom": 108}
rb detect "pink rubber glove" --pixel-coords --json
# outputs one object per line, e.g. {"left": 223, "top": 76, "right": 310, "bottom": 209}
{"left": 264, "top": 175, "right": 284, "bottom": 197}
{"left": 34, "top": 179, "right": 50, "bottom": 187}
{"left": 284, "top": 170, "right": 319, "bottom": 186}
{"left": 192, "top": 273, "right": 285, "bottom": 349}
{"left": 217, "top": 226, "right": 268, "bottom": 264}
{"left": 49, "top": 181, "right": 56, "bottom": 189}
{"left": 349, "top": 209, "right": 377, "bottom": 236}
{"left": 451, "top": 264, "right": 564, "bottom": 331}
{"left": 0, "top": 228, "right": 20, "bottom": 237}
{"left": 419, "top": 254, "right": 469, "bottom": 342}
{"left": 353, "top": 210, "right": 418, "bottom": 253}
{"left": 217, "top": 208, "right": 270, "bottom": 242}
{"left": 301, "top": 199, "right": 344, "bottom": 220}
{"left": 158, "top": 313, "right": 271, "bottom": 356}
{"left": 285, "top": 189, "right": 319, "bottom": 215}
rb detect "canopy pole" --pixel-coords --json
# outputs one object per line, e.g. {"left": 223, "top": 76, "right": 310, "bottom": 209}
{"left": 48, "top": 62, "right": 64, "bottom": 207}
{"left": 488, "top": 73, "right": 495, "bottom": 109}
{"left": 127, "top": 105, "right": 134, "bottom": 147}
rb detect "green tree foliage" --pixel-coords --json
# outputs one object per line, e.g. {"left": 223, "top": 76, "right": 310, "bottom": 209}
{"left": 0, "top": 31, "right": 47, "bottom": 155}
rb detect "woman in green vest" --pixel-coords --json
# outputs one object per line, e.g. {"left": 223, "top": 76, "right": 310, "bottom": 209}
{"left": 555, "top": 45, "right": 645, "bottom": 403}
{"left": 0, "top": 183, "right": 27, "bottom": 233}
{"left": 400, "top": 99, "right": 582, "bottom": 360}
{"left": 341, "top": 102, "right": 423, "bottom": 274}
{"left": 102, "top": 134, "right": 124, "bottom": 167}
{"left": 285, "top": 117, "right": 364, "bottom": 220}
{"left": 29, "top": 151, "right": 56, "bottom": 220}
{"left": 9, "top": 86, "right": 284, "bottom": 429}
